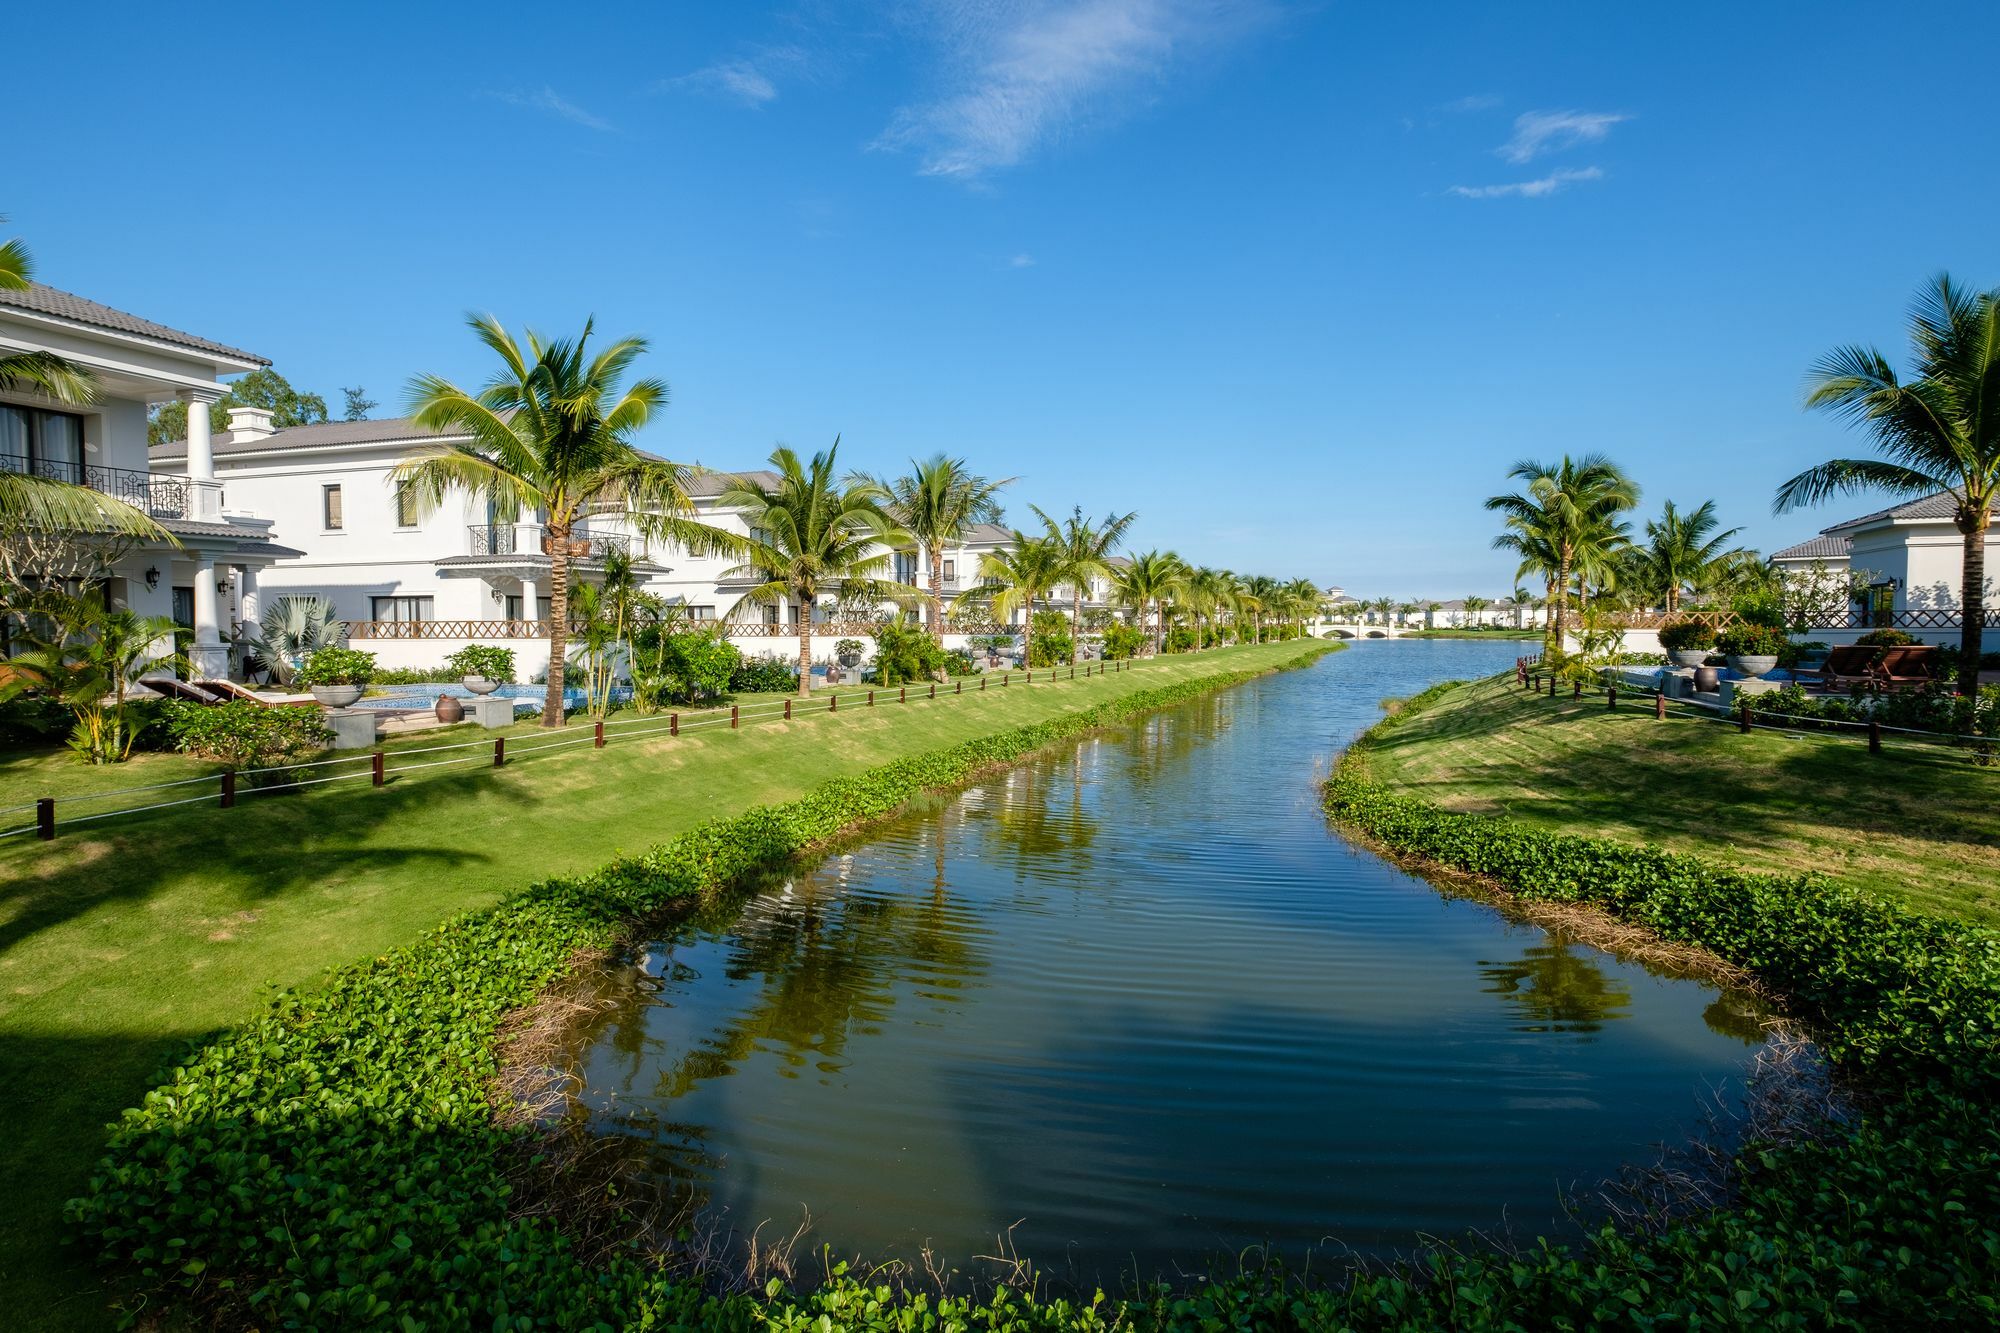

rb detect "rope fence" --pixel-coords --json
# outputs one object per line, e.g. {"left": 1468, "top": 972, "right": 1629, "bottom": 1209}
{"left": 5, "top": 657, "right": 1185, "bottom": 843}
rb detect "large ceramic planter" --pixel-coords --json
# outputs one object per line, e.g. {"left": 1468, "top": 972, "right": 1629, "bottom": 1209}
{"left": 1692, "top": 666, "right": 1721, "bottom": 694}
{"left": 462, "top": 675, "right": 500, "bottom": 696}
{"left": 311, "top": 684, "right": 364, "bottom": 708}
{"left": 435, "top": 694, "right": 465, "bottom": 723}
{"left": 1727, "top": 654, "right": 1779, "bottom": 679}
{"left": 1670, "top": 649, "right": 1711, "bottom": 669}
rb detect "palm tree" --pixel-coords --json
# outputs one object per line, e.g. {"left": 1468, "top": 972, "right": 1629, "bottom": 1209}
{"left": 1034, "top": 504, "right": 1136, "bottom": 664}
{"left": 1463, "top": 594, "right": 1490, "bottom": 628}
{"left": 1113, "top": 550, "right": 1185, "bottom": 656}
{"left": 719, "top": 442, "right": 912, "bottom": 697}
{"left": 1777, "top": 274, "right": 2000, "bottom": 691}
{"left": 4, "top": 608, "right": 184, "bottom": 763}
{"left": 1487, "top": 455, "right": 1640, "bottom": 652}
{"left": 879, "top": 456, "right": 1013, "bottom": 645}
{"left": 956, "top": 531, "right": 1065, "bottom": 642}
{"left": 1183, "top": 566, "right": 1234, "bottom": 648}
{"left": 397, "top": 315, "right": 727, "bottom": 724}
{"left": 1639, "top": 500, "right": 1745, "bottom": 614}
{"left": 0, "top": 218, "right": 94, "bottom": 405}
{"left": 1280, "top": 577, "right": 1320, "bottom": 634}
{"left": 1238, "top": 575, "right": 1281, "bottom": 642}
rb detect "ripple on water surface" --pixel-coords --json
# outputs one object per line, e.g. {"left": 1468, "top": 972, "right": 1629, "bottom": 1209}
{"left": 564, "top": 640, "right": 1773, "bottom": 1280}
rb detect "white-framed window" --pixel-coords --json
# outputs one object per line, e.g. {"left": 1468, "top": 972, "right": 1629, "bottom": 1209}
{"left": 394, "top": 482, "right": 420, "bottom": 529}
{"left": 943, "top": 558, "right": 957, "bottom": 582}
{"left": 322, "top": 483, "right": 344, "bottom": 531}
{"left": 370, "top": 595, "right": 434, "bottom": 623}
{"left": 686, "top": 604, "right": 716, "bottom": 621}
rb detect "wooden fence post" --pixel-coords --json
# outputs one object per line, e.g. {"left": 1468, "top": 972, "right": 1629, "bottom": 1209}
{"left": 955, "top": 679, "right": 962, "bottom": 694}
{"left": 594, "top": 720, "right": 605, "bottom": 748}
{"left": 372, "top": 751, "right": 386, "bottom": 785}
{"left": 829, "top": 693, "right": 837, "bottom": 713}
{"left": 730, "top": 706, "right": 738, "bottom": 730}
{"left": 980, "top": 676, "right": 987, "bottom": 691}
{"left": 1607, "top": 686, "right": 1617, "bottom": 711}
{"left": 36, "top": 797, "right": 53, "bottom": 841}
{"left": 783, "top": 698, "right": 792, "bottom": 720}
{"left": 1655, "top": 691, "right": 1666, "bottom": 721}
{"left": 670, "top": 712, "right": 679, "bottom": 737}
{"left": 494, "top": 737, "right": 506, "bottom": 766}
{"left": 900, "top": 686, "right": 907, "bottom": 704}
{"left": 1868, "top": 716, "right": 1882, "bottom": 754}
{"left": 220, "top": 771, "right": 236, "bottom": 808}
{"left": 1738, "top": 700, "right": 1752, "bottom": 733}
{"left": 868, "top": 689, "right": 875, "bottom": 706}
{"left": 929, "top": 682, "right": 936, "bottom": 700}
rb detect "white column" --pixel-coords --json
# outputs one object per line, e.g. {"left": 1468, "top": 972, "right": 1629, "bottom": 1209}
{"left": 237, "top": 564, "right": 261, "bottom": 630}
{"left": 190, "top": 556, "right": 229, "bottom": 679}
{"left": 181, "top": 389, "right": 220, "bottom": 520}
{"left": 519, "top": 576, "right": 539, "bottom": 624}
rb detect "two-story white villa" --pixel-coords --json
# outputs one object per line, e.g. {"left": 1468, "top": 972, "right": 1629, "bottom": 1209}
{"left": 1, "top": 284, "right": 299, "bottom": 675}
{"left": 1772, "top": 491, "right": 1996, "bottom": 644}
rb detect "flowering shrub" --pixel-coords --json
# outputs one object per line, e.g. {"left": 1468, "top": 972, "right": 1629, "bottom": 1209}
{"left": 1656, "top": 618, "right": 1713, "bottom": 654}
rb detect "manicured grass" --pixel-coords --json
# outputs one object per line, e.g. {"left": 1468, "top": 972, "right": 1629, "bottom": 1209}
{"left": 0, "top": 643, "right": 1314, "bottom": 1331}
{"left": 1353, "top": 673, "right": 2000, "bottom": 925}
{"left": 1390, "top": 628, "right": 1543, "bottom": 640}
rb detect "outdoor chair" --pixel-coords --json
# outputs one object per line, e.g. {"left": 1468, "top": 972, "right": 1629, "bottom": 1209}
{"left": 139, "top": 676, "right": 227, "bottom": 705}
{"left": 197, "top": 678, "right": 319, "bottom": 707}
{"left": 1874, "top": 645, "right": 1939, "bottom": 689}
{"left": 1796, "top": 645, "right": 1878, "bottom": 690}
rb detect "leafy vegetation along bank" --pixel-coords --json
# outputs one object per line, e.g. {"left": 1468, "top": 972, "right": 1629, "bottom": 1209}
{"left": 1315, "top": 678, "right": 2000, "bottom": 1328}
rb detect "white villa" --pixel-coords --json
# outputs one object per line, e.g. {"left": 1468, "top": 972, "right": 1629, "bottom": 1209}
{"left": 0, "top": 284, "right": 300, "bottom": 675}
{"left": 1772, "top": 492, "right": 1998, "bottom": 643}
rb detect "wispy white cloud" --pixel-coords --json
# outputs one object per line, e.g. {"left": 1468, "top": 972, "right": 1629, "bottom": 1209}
{"left": 662, "top": 46, "right": 810, "bottom": 107}
{"left": 1439, "top": 93, "right": 1501, "bottom": 113}
{"left": 495, "top": 86, "right": 615, "bottom": 132}
{"left": 1010, "top": 252, "right": 1037, "bottom": 267}
{"left": 1498, "top": 109, "right": 1626, "bottom": 163}
{"left": 1448, "top": 166, "right": 1603, "bottom": 200}
{"left": 876, "top": 0, "right": 1274, "bottom": 180}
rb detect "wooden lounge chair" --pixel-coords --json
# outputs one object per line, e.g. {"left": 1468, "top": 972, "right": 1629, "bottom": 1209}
{"left": 1796, "top": 644, "right": 1878, "bottom": 689}
{"left": 139, "top": 676, "right": 227, "bottom": 705}
{"left": 1874, "top": 645, "right": 1939, "bottom": 689}
{"left": 197, "top": 678, "right": 319, "bottom": 707}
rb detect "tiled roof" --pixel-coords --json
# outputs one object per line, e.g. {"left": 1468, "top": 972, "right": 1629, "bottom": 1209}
{"left": 961, "top": 522, "right": 1013, "bottom": 545}
{"left": 152, "top": 416, "right": 465, "bottom": 460}
{"left": 1769, "top": 534, "right": 1852, "bottom": 562}
{"left": 1823, "top": 490, "right": 1992, "bottom": 533}
{"left": 0, "top": 282, "right": 267, "bottom": 365}
{"left": 687, "top": 468, "right": 783, "bottom": 497}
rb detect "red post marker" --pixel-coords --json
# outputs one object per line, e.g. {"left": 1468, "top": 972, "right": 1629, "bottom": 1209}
{"left": 594, "top": 720, "right": 605, "bottom": 748}
{"left": 900, "top": 686, "right": 907, "bottom": 704}
{"left": 494, "top": 737, "right": 506, "bottom": 767}
{"left": 373, "top": 751, "right": 386, "bottom": 785}
{"left": 220, "top": 771, "right": 236, "bottom": 808}
{"left": 829, "top": 693, "right": 837, "bottom": 713}
{"left": 36, "top": 797, "right": 53, "bottom": 841}
{"left": 1655, "top": 691, "right": 1666, "bottom": 720}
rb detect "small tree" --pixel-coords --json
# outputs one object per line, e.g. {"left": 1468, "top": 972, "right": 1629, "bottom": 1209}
{"left": 4, "top": 608, "right": 184, "bottom": 763}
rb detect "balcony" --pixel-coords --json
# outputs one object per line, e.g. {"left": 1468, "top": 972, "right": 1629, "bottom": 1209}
{"left": 465, "top": 524, "right": 632, "bottom": 560}
{"left": 2, "top": 452, "right": 221, "bottom": 523}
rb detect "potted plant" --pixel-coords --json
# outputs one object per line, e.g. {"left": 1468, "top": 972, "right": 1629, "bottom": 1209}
{"left": 295, "top": 646, "right": 377, "bottom": 708}
{"left": 835, "top": 638, "right": 864, "bottom": 669}
{"left": 446, "top": 643, "right": 515, "bottom": 696}
{"left": 1657, "top": 618, "right": 1715, "bottom": 669}
{"left": 1716, "top": 623, "right": 1788, "bottom": 679}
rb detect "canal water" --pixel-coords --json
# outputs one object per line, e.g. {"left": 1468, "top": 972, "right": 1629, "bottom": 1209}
{"left": 563, "top": 640, "right": 1771, "bottom": 1280}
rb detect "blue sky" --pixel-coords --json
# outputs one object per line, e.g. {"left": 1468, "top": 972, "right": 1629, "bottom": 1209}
{"left": 14, "top": 2, "right": 2000, "bottom": 596}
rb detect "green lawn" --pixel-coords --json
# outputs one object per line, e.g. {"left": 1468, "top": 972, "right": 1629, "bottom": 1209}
{"left": 0, "top": 643, "right": 1314, "bottom": 1331}
{"left": 1354, "top": 673, "right": 2000, "bottom": 925}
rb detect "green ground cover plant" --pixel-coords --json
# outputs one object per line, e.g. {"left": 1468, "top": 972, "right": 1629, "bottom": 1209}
{"left": 64, "top": 644, "right": 1337, "bottom": 1328}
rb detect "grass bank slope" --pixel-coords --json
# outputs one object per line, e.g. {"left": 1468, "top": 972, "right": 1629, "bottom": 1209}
{"left": 0, "top": 641, "right": 1323, "bottom": 1330}
{"left": 1350, "top": 673, "right": 2000, "bottom": 925}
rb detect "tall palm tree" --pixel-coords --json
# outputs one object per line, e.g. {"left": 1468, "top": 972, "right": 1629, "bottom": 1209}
{"left": 1034, "top": 504, "right": 1136, "bottom": 664}
{"left": 1777, "top": 274, "right": 2000, "bottom": 691}
{"left": 1183, "top": 566, "right": 1234, "bottom": 648}
{"left": 879, "top": 455, "right": 1013, "bottom": 645}
{"left": 1639, "top": 499, "right": 1744, "bottom": 614}
{"left": 719, "top": 442, "right": 913, "bottom": 697}
{"left": 0, "top": 218, "right": 95, "bottom": 405}
{"left": 397, "top": 314, "right": 726, "bottom": 724}
{"left": 1487, "top": 454, "right": 1640, "bottom": 652}
{"left": 1238, "top": 575, "right": 1281, "bottom": 643}
{"left": 1281, "top": 577, "right": 1321, "bottom": 634}
{"left": 1113, "top": 550, "right": 1185, "bottom": 656}
{"left": 1463, "top": 594, "right": 1490, "bottom": 627}
{"left": 955, "top": 531, "right": 1065, "bottom": 637}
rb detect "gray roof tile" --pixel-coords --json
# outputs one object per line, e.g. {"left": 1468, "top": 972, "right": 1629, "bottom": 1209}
{"left": 1823, "top": 490, "right": 1992, "bottom": 532}
{"left": 1768, "top": 534, "right": 1852, "bottom": 562}
{"left": 0, "top": 283, "right": 267, "bottom": 365}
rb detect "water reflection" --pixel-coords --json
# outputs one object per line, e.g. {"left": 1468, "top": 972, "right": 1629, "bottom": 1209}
{"left": 1478, "top": 939, "right": 1633, "bottom": 1035}
{"left": 563, "top": 640, "right": 1774, "bottom": 1278}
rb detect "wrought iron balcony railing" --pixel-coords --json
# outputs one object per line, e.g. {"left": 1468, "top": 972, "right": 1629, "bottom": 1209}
{"left": 2, "top": 452, "right": 221, "bottom": 522}
{"left": 465, "top": 524, "right": 632, "bottom": 560}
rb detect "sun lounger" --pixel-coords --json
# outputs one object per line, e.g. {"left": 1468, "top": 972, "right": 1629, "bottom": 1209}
{"left": 1796, "top": 644, "right": 1878, "bottom": 689}
{"left": 197, "top": 678, "right": 319, "bottom": 707}
{"left": 139, "top": 676, "right": 227, "bottom": 705}
{"left": 1874, "top": 645, "right": 1939, "bottom": 688}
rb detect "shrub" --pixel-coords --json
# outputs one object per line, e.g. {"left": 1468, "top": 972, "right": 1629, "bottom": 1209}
{"left": 637, "top": 629, "right": 741, "bottom": 705}
{"left": 293, "top": 646, "right": 377, "bottom": 686}
{"left": 1777, "top": 638, "right": 1827, "bottom": 669}
{"left": 445, "top": 643, "right": 516, "bottom": 682}
{"left": 1858, "top": 628, "right": 1917, "bottom": 647}
{"left": 1101, "top": 622, "right": 1145, "bottom": 660}
{"left": 0, "top": 692, "right": 72, "bottom": 746}
{"left": 729, "top": 654, "right": 797, "bottom": 694}
{"left": 161, "top": 700, "right": 333, "bottom": 783}
{"left": 1656, "top": 618, "right": 1713, "bottom": 653}
{"left": 1715, "top": 623, "right": 1789, "bottom": 657}
{"left": 370, "top": 666, "right": 461, "bottom": 684}
{"left": 871, "top": 613, "right": 945, "bottom": 684}
{"left": 1163, "top": 625, "right": 1198, "bottom": 653}
{"left": 942, "top": 648, "right": 977, "bottom": 677}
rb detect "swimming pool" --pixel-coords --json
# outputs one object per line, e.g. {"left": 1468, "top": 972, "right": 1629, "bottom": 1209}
{"left": 354, "top": 684, "right": 634, "bottom": 712}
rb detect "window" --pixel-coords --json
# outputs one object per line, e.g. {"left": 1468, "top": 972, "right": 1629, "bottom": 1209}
{"left": 370, "top": 595, "right": 433, "bottom": 623}
{"left": 943, "top": 558, "right": 956, "bottom": 583}
{"left": 504, "top": 595, "right": 524, "bottom": 621}
{"left": 322, "top": 484, "right": 344, "bottom": 530}
{"left": 1, "top": 406, "right": 85, "bottom": 480}
{"left": 686, "top": 604, "right": 716, "bottom": 621}
{"left": 394, "top": 482, "right": 419, "bottom": 528}
{"left": 1865, "top": 582, "right": 1895, "bottom": 628}
{"left": 893, "top": 553, "right": 916, "bottom": 584}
